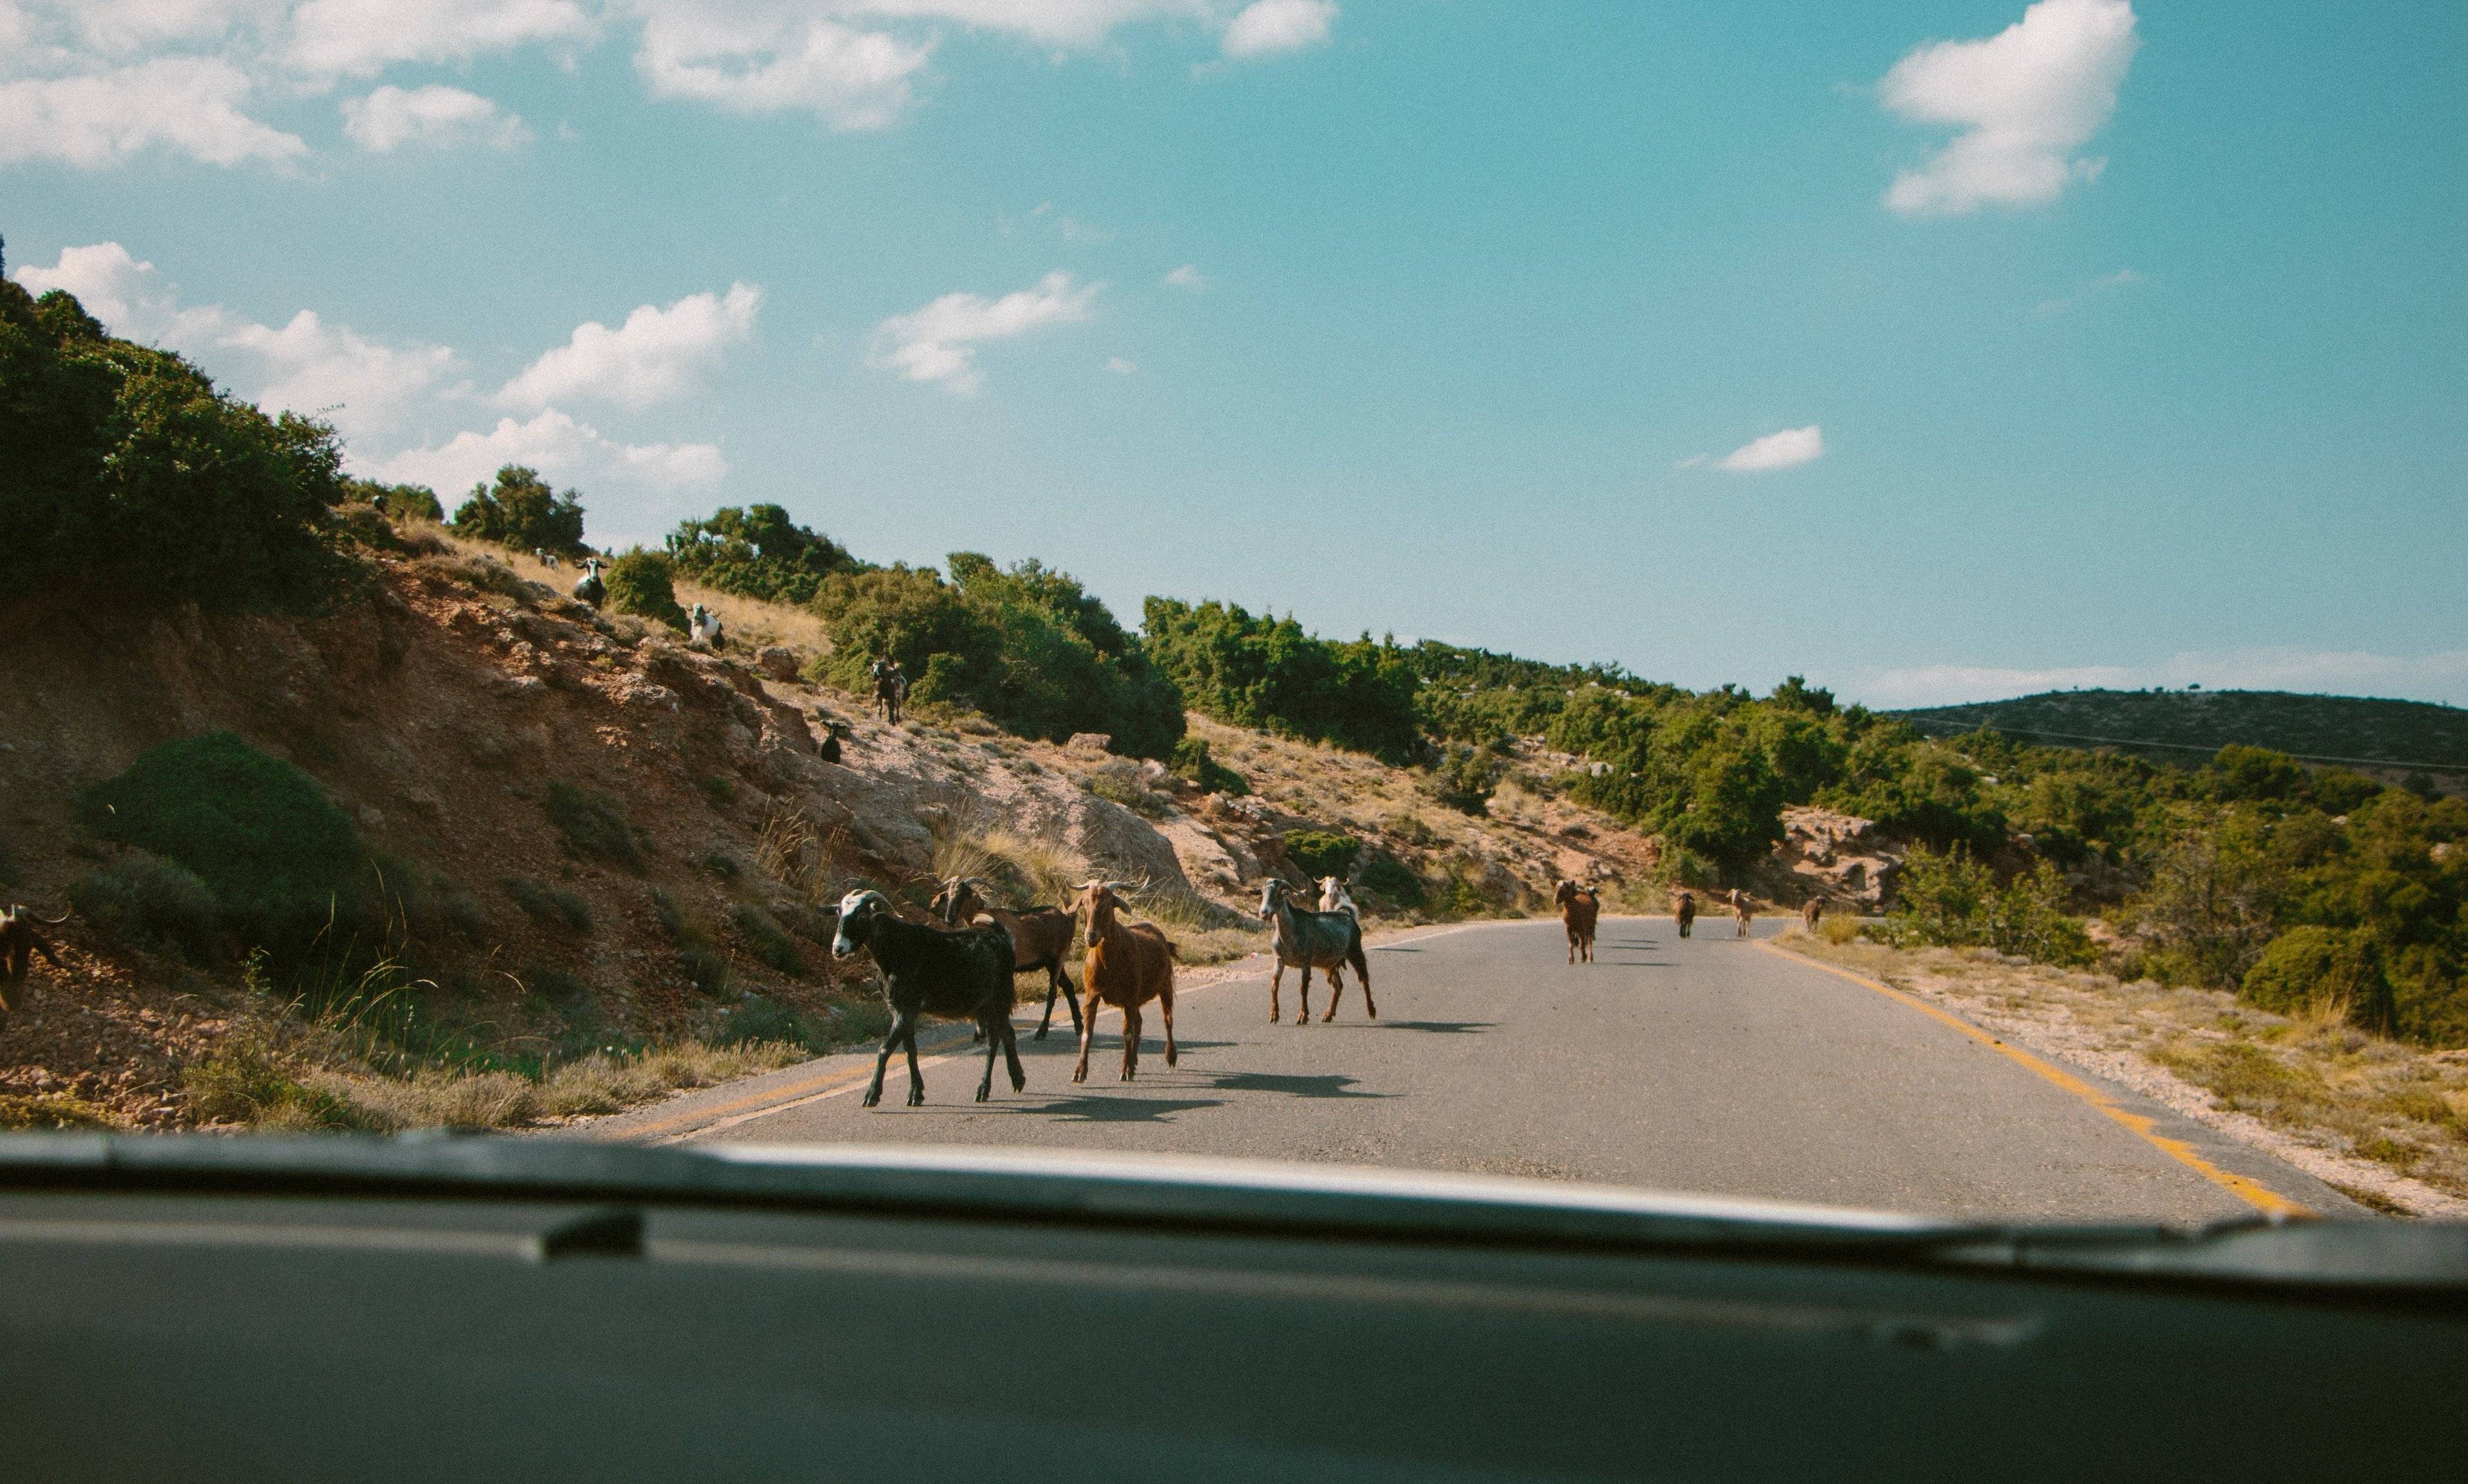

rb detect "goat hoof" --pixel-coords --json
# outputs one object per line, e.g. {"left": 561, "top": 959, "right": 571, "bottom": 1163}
{"left": 861, "top": 1092, "right": 881, "bottom": 1109}
{"left": 1010, "top": 1075, "right": 1026, "bottom": 1092}
{"left": 1032, "top": 1028, "right": 1049, "bottom": 1041}
{"left": 976, "top": 1087, "right": 990, "bottom": 1103}
{"left": 907, "top": 1090, "right": 924, "bottom": 1107}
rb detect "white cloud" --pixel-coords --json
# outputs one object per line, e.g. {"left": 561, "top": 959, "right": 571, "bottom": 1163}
{"left": 833, "top": 1, "right": 1208, "bottom": 50}
{"left": 0, "top": 56, "right": 305, "bottom": 168}
{"left": 2032, "top": 265, "right": 2144, "bottom": 316}
{"left": 13, "top": 241, "right": 460, "bottom": 447}
{"left": 1879, "top": 0, "right": 2140, "bottom": 216}
{"left": 634, "top": 3, "right": 931, "bottom": 129}
{"left": 499, "top": 282, "right": 762, "bottom": 411}
{"left": 285, "top": 0, "right": 592, "bottom": 79}
{"left": 342, "top": 84, "right": 530, "bottom": 152}
{"left": 870, "top": 270, "right": 1100, "bottom": 394}
{"left": 1221, "top": 0, "right": 1334, "bottom": 58}
{"left": 1856, "top": 650, "right": 2468, "bottom": 711}
{"left": 1162, "top": 263, "right": 1204, "bottom": 289}
{"left": 1105, "top": 355, "right": 1136, "bottom": 373}
{"left": 370, "top": 407, "right": 726, "bottom": 499}
{"left": 1713, "top": 425, "right": 1823, "bottom": 473}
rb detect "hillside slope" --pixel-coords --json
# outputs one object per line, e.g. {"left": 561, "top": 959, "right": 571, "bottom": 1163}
{"left": 0, "top": 539, "right": 1658, "bottom": 1129}
{"left": 1893, "top": 689, "right": 2468, "bottom": 776}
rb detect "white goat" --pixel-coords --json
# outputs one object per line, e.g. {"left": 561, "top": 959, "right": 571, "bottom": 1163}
{"left": 688, "top": 602, "right": 726, "bottom": 651}
{"left": 1316, "top": 875, "right": 1359, "bottom": 920}
{"left": 535, "top": 548, "right": 562, "bottom": 571}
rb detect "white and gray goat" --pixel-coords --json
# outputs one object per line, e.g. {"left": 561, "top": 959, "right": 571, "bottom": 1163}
{"left": 1259, "top": 879, "right": 1373, "bottom": 1025}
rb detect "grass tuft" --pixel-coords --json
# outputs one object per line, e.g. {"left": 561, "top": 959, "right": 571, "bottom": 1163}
{"left": 544, "top": 782, "right": 645, "bottom": 872}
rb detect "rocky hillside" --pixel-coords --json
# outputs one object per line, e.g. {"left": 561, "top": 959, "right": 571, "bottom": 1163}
{"left": 0, "top": 534, "right": 1661, "bottom": 1129}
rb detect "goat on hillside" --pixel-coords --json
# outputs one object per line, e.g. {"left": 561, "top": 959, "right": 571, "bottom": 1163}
{"left": 931, "top": 875, "right": 1086, "bottom": 1041}
{"left": 1, "top": 905, "right": 68, "bottom": 1026}
{"left": 1553, "top": 879, "right": 1599, "bottom": 964}
{"left": 1316, "top": 875, "right": 1359, "bottom": 920}
{"left": 1674, "top": 890, "right": 1696, "bottom": 938}
{"left": 1260, "top": 879, "right": 1373, "bottom": 1024}
{"left": 572, "top": 557, "right": 606, "bottom": 608}
{"left": 870, "top": 657, "right": 906, "bottom": 726}
{"left": 1802, "top": 898, "right": 1823, "bottom": 933}
{"left": 687, "top": 603, "right": 726, "bottom": 652}
{"left": 831, "top": 889, "right": 1022, "bottom": 1107}
{"left": 1070, "top": 881, "right": 1177, "bottom": 1082}
{"left": 1730, "top": 888, "right": 1756, "bottom": 938}
{"left": 534, "top": 548, "right": 561, "bottom": 571}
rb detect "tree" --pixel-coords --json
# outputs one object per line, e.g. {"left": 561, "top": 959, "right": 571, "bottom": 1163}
{"left": 604, "top": 549, "right": 687, "bottom": 631}
{"left": 451, "top": 465, "right": 586, "bottom": 555}
{"left": 666, "top": 503, "right": 863, "bottom": 603}
{"left": 1139, "top": 598, "right": 1424, "bottom": 765}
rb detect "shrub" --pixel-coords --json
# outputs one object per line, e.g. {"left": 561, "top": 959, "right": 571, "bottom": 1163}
{"left": 0, "top": 1093, "right": 114, "bottom": 1131}
{"left": 605, "top": 548, "right": 688, "bottom": 631}
{"left": 666, "top": 503, "right": 864, "bottom": 605}
{"left": 544, "top": 782, "right": 644, "bottom": 872}
{"left": 681, "top": 945, "right": 732, "bottom": 996}
{"left": 1430, "top": 743, "right": 1506, "bottom": 815}
{"left": 449, "top": 465, "right": 586, "bottom": 556}
{"left": 1086, "top": 759, "right": 1173, "bottom": 819}
{"left": 183, "top": 1037, "right": 372, "bottom": 1129}
{"left": 2242, "top": 925, "right": 2393, "bottom": 1032}
{"left": 76, "top": 733, "right": 370, "bottom": 970}
{"left": 1140, "top": 597, "right": 1423, "bottom": 765}
{"left": 501, "top": 877, "right": 593, "bottom": 933}
{"left": 731, "top": 903, "right": 806, "bottom": 978}
{"left": 1, "top": 280, "right": 350, "bottom": 611}
{"left": 1170, "top": 737, "right": 1247, "bottom": 795}
{"left": 1357, "top": 852, "right": 1427, "bottom": 910}
{"left": 69, "top": 853, "right": 224, "bottom": 961}
{"left": 1818, "top": 911, "right": 1862, "bottom": 945}
{"left": 1884, "top": 849, "right": 2093, "bottom": 967}
{"left": 1283, "top": 829, "right": 1363, "bottom": 882}
{"left": 717, "top": 994, "right": 830, "bottom": 1052}
{"left": 343, "top": 478, "right": 443, "bottom": 524}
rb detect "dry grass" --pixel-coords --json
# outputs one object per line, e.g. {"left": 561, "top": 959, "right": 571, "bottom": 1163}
{"left": 671, "top": 577, "right": 835, "bottom": 661}
{"left": 1782, "top": 936, "right": 2468, "bottom": 1212}
{"left": 298, "top": 1041, "right": 810, "bottom": 1131}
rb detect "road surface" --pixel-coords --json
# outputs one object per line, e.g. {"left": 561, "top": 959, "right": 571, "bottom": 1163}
{"left": 586, "top": 916, "right": 2359, "bottom": 1222}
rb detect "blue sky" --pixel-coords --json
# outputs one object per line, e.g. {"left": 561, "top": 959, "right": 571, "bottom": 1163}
{"left": 6, "top": 1, "right": 2463, "bottom": 707}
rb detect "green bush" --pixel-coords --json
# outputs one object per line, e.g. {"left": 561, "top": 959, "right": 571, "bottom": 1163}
{"left": 544, "top": 783, "right": 644, "bottom": 872}
{"left": 501, "top": 877, "right": 593, "bottom": 933}
{"left": 1885, "top": 848, "right": 2094, "bottom": 967}
{"left": 76, "top": 733, "right": 369, "bottom": 969}
{"left": 731, "top": 903, "right": 806, "bottom": 978}
{"left": 1357, "top": 853, "right": 1427, "bottom": 910}
{"left": 681, "top": 945, "right": 732, "bottom": 996}
{"left": 1283, "top": 829, "right": 1363, "bottom": 882}
{"left": 812, "top": 555, "right": 1184, "bottom": 758}
{"left": 1169, "top": 737, "right": 1247, "bottom": 796}
{"left": 1086, "top": 760, "right": 1173, "bottom": 819}
{"left": 1140, "top": 597, "right": 1422, "bottom": 765}
{"left": 666, "top": 504, "right": 864, "bottom": 605}
{"left": 1, "top": 280, "right": 350, "bottom": 611}
{"left": 718, "top": 994, "right": 830, "bottom": 1052}
{"left": 1430, "top": 743, "right": 1505, "bottom": 815}
{"left": 450, "top": 465, "right": 586, "bottom": 556}
{"left": 69, "top": 853, "right": 224, "bottom": 962}
{"left": 343, "top": 478, "right": 443, "bottom": 524}
{"left": 605, "top": 548, "right": 688, "bottom": 631}
{"left": 2242, "top": 925, "right": 2393, "bottom": 1030}
{"left": 183, "top": 1037, "right": 371, "bottom": 1129}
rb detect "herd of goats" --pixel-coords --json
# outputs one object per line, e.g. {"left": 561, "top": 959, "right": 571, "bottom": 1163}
{"left": 825, "top": 871, "right": 1815, "bottom": 1110}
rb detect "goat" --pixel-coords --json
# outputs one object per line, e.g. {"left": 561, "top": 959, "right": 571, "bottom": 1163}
{"left": 0, "top": 906, "right": 68, "bottom": 1023}
{"left": 1674, "top": 890, "right": 1695, "bottom": 938}
{"left": 1316, "top": 875, "right": 1359, "bottom": 920}
{"left": 1730, "top": 888, "right": 1756, "bottom": 939}
{"left": 931, "top": 875, "right": 1086, "bottom": 1041}
{"left": 830, "top": 889, "right": 1022, "bottom": 1107}
{"left": 1802, "top": 898, "right": 1823, "bottom": 933}
{"left": 687, "top": 602, "right": 726, "bottom": 652}
{"left": 534, "top": 548, "right": 562, "bottom": 571}
{"left": 1259, "top": 878, "right": 1372, "bottom": 1024}
{"left": 572, "top": 557, "right": 606, "bottom": 608}
{"left": 1070, "top": 881, "right": 1177, "bottom": 1082}
{"left": 1553, "top": 879, "right": 1599, "bottom": 964}
{"left": 870, "top": 657, "right": 907, "bottom": 726}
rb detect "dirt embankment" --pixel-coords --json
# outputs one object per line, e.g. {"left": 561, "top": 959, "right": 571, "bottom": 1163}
{"left": 0, "top": 547, "right": 1663, "bottom": 1127}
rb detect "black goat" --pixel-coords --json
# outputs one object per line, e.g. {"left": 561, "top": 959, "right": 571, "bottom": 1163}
{"left": 831, "top": 889, "right": 1023, "bottom": 1107}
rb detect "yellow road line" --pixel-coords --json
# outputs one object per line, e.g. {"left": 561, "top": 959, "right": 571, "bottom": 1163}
{"left": 1757, "top": 940, "right": 2310, "bottom": 1219}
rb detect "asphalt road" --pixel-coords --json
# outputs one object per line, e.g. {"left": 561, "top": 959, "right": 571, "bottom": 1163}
{"left": 587, "top": 916, "right": 2359, "bottom": 1222}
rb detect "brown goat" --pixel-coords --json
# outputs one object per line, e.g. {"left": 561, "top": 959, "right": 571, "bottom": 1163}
{"left": 1802, "top": 898, "right": 1823, "bottom": 933}
{"left": 930, "top": 876, "right": 1085, "bottom": 1040}
{"left": 1553, "top": 879, "right": 1599, "bottom": 964}
{"left": 1071, "top": 881, "right": 1177, "bottom": 1083}
{"left": 1729, "top": 888, "right": 1756, "bottom": 938}
{"left": 0, "top": 905, "right": 69, "bottom": 1026}
{"left": 1674, "top": 890, "right": 1695, "bottom": 938}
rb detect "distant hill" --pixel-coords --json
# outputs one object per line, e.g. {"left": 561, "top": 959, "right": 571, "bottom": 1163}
{"left": 1889, "top": 689, "right": 2468, "bottom": 775}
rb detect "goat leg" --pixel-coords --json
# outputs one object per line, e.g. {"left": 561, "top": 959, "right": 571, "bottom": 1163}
{"left": 976, "top": 1014, "right": 1000, "bottom": 1102}
{"left": 1161, "top": 985, "right": 1177, "bottom": 1068}
{"left": 1322, "top": 963, "right": 1344, "bottom": 1023}
{"left": 904, "top": 1017, "right": 926, "bottom": 1106}
{"left": 1294, "top": 964, "right": 1312, "bottom": 1026}
{"left": 1121, "top": 1004, "right": 1141, "bottom": 1082}
{"left": 1268, "top": 963, "right": 1283, "bottom": 1023}
{"left": 1073, "top": 987, "right": 1102, "bottom": 1084}
{"left": 1002, "top": 1021, "right": 1026, "bottom": 1093}
{"left": 863, "top": 1009, "right": 908, "bottom": 1108}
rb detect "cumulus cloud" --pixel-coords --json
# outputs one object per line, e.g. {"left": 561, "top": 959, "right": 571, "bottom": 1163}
{"left": 870, "top": 270, "right": 1100, "bottom": 394}
{"left": 1220, "top": 0, "right": 1336, "bottom": 58}
{"left": 343, "top": 84, "right": 530, "bottom": 151}
{"left": 285, "top": 0, "right": 593, "bottom": 80}
{"left": 499, "top": 283, "right": 762, "bottom": 411}
{"left": 1162, "top": 263, "right": 1206, "bottom": 289}
{"left": 369, "top": 407, "right": 726, "bottom": 499}
{"left": 1856, "top": 650, "right": 2468, "bottom": 711}
{"left": 0, "top": 57, "right": 306, "bottom": 168}
{"left": 14, "top": 241, "right": 461, "bottom": 447}
{"left": 633, "top": 2, "right": 931, "bottom": 129}
{"left": 1710, "top": 425, "right": 1823, "bottom": 473}
{"left": 1879, "top": 0, "right": 2140, "bottom": 216}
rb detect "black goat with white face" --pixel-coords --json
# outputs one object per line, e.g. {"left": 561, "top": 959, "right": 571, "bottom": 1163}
{"left": 831, "top": 889, "right": 1023, "bottom": 1107}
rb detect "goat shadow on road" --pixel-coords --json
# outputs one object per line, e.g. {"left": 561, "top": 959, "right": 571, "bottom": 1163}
{"left": 1208, "top": 1071, "right": 1390, "bottom": 1100}
{"left": 1318, "top": 1020, "right": 1494, "bottom": 1035}
{"left": 965, "top": 1095, "right": 1228, "bottom": 1124}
